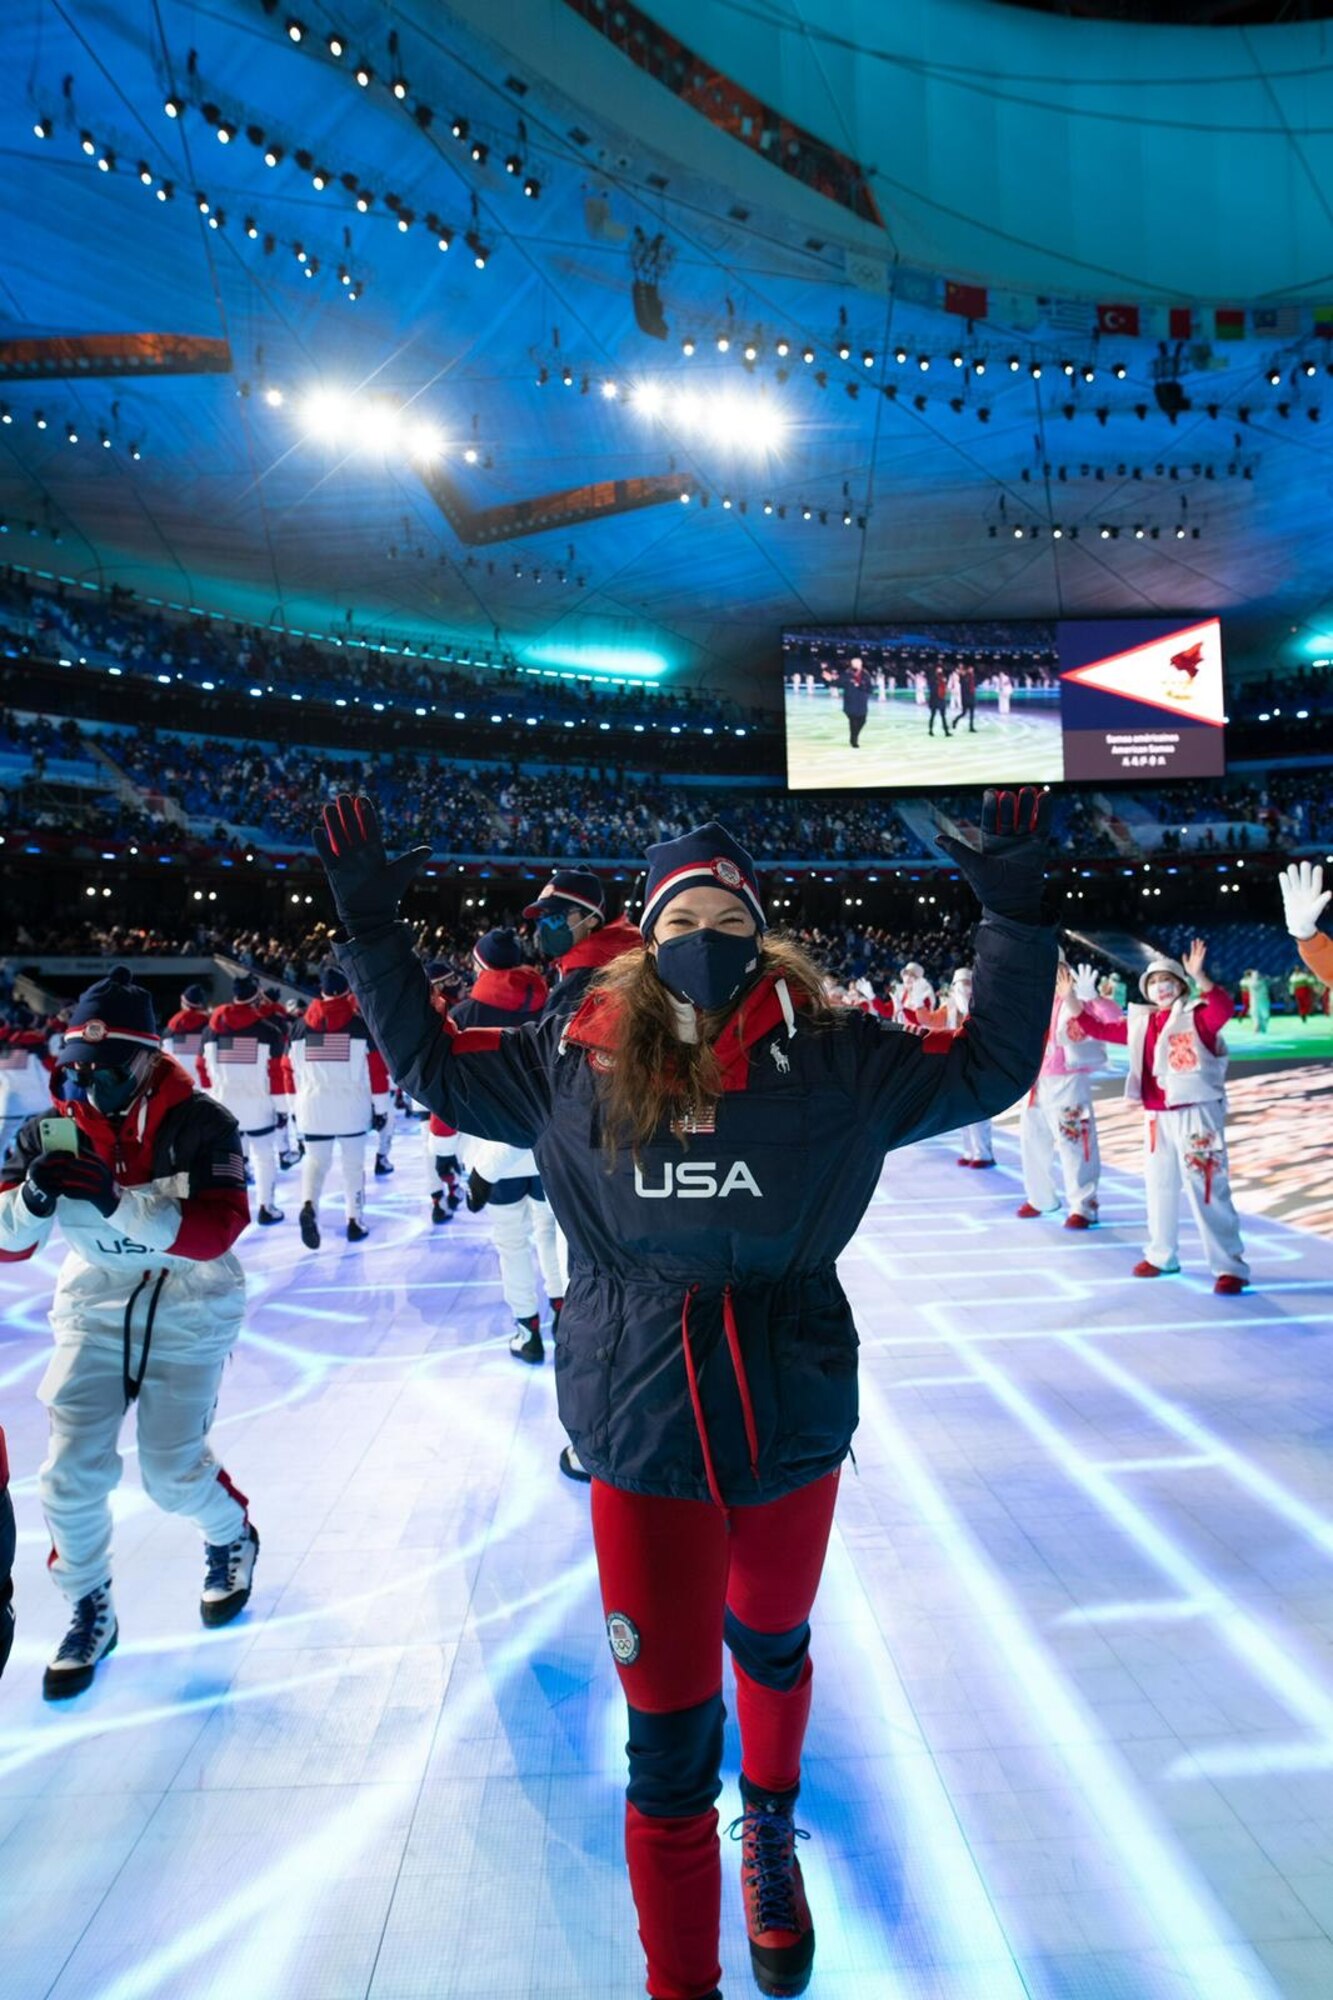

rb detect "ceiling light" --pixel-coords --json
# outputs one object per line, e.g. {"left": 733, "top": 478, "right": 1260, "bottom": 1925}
{"left": 263, "top": 387, "right": 284, "bottom": 407}
{"left": 717, "top": 334, "right": 730, "bottom": 352}
{"left": 164, "top": 97, "right": 182, "bottom": 118}
{"left": 973, "top": 359, "right": 986, "bottom": 375}
{"left": 471, "top": 140, "right": 488, "bottom": 163}
{"left": 522, "top": 176, "right": 540, "bottom": 198}
{"left": 96, "top": 148, "right": 114, "bottom": 171}
{"left": 244, "top": 216, "right": 258, "bottom": 237}
{"left": 264, "top": 143, "right": 283, "bottom": 166}
{"left": 466, "top": 232, "right": 489, "bottom": 267}
{"left": 34, "top": 411, "right": 47, "bottom": 428}
{"left": 217, "top": 121, "right": 234, "bottom": 143}
{"left": 80, "top": 131, "right": 96, "bottom": 154}
{"left": 392, "top": 76, "right": 408, "bottom": 99}
{"left": 1112, "top": 363, "right": 1127, "bottom": 379}
{"left": 837, "top": 342, "right": 851, "bottom": 361}
{"left": 437, "top": 229, "right": 451, "bottom": 251}
{"left": 355, "top": 62, "right": 372, "bottom": 85}
{"left": 355, "top": 190, "right": 371, "bottom": 211}
{"left": 801, "top": 346, "right": 814, "bottom": 364}
{"left": 451, "top": 115, "right": 468, "bottom": 139}
{"left": 505, "top": 152, "right": 522, "bottom": 175}
{"left": 286, "top": 18, "right": 305, "bottom": 42}
{"left": 66, "top": 423, "right": 78, "bottom": 443}
{"left": 156, "top": 180, "right": 173, "bottom": 200}
{"left": 1030, "top": 362, "right": 1042, "bottom": 378}
{"left": 312, "top": 168, "right": 329, "bottom": 189}
{"left": 138, "top": 163, "right": 153, "bottom": 185}
{"left": 863, "top": 350, "right": 875, "bottom": 368}
{"left": 33, "top": 116, "right": 52, "bottom": 139}
{"left": 326, "top": 31, "right": 344, "bottom": 56}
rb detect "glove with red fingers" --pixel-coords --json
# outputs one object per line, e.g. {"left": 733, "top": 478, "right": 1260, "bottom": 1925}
{"left": 936, "top": 787, "right": 1053, "bottom": 925}
{"left": 312, "top": 794, "right": 431, "bottom": 937}
{"left": 24, "top": 1150, "right": 118, "bottom": 1219}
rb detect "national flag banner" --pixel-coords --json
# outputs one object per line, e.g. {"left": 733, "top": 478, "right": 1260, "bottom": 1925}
{"left": 944, "top": 279, "right": 988, "bottom": 322}
{"left": 217, "top": 1039, "right": 260, "bottom": 1064}
{"left": 1251, "top": 304, "right": 1300, "bottom": 337}
{"left": 1214, "top": 307, "right": 1245, "bottom": 340}
{"left": 1096, "top": 303, "right": 1140, "bottom": 336}
{"left": 1314, "top": 304, "right": 1333, "bottom": 338}
{"left": 1039, "top": 296, "right": 1094, "bottom": 333}
{"left": 892, "top": 266, "right": 940, "bottom": 308}
{"left": 1168, "top": 306, "right": 1193, "bottom": 340}
{"left": 209, "top": 1151, "right": 248, "bottom": 1187}
{"left": 989, "top": 290, "right": 1040, "bottom": 331}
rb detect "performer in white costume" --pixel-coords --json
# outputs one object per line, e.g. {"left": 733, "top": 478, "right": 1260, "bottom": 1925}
{"left": 1070, "top": 940, "right": 1249, "bottom": 1291}
{"left": 1017, "top": 961, "right": 1123, "bottom": 1228}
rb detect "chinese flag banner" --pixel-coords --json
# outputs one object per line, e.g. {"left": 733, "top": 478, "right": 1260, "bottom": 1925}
{"left": 944, "top": 280, "right": 988, "bottom": 321}
{"left": 1097, "top": 304, "right": 1140, "bottom": 335}
{"left": 1214, "top": 307, "right": 1245, "bottom": 340}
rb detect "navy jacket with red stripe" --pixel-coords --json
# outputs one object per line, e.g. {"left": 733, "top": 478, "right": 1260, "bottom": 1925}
{"left": 336, "top": 913, "right": 1054, "bottom": 1504}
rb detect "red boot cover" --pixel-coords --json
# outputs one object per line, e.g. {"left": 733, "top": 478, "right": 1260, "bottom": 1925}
{"left": 624, "top": 1801, "right": 722, "bottom": 2000}
{"left": 733, "top": 1656, "right": 813, "bottom": 1798}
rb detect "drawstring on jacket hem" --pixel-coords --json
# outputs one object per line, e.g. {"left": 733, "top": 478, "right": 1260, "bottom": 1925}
{"left": 123, "top": 1269, "right": 168, "bottom": 1406}
{"left": 680, "top": 1281, "right": 762, "bottom": 1512}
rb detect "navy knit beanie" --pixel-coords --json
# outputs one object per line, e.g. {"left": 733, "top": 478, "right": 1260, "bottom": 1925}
{"left": 59, "top": 966, "right": 160, "bottom": 1064}
{"left": 320, "top": 966, "right": 350, "bottom": 997}
{"left": 473, "top": 928, "right": 525, "bottom": 973}
{"left": 232, "top": 974, "right": 260, "bottom": 1003}
{"left": 640, "top": 823, "right": 766, "bottom": 941}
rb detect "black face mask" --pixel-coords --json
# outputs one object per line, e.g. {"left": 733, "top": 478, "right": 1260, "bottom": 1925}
{"left": 536, "top": 913, "right": 575, "bottom": 960}
{"left": 655, "top": 929, "right": 760, "bottom": 1011}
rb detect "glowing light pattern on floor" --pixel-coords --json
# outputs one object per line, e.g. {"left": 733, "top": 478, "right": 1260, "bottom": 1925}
{"left": 0, "top": 1124, "right": 1332, "bottom": 1996}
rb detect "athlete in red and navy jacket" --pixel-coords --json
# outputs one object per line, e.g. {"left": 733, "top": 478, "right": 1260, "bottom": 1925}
{"left": 317, "top": 790, "right": 1055, "bottom": 2000}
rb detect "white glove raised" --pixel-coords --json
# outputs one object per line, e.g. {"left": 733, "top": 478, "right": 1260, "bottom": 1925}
{"left": 1072, "top": 962, "right": 1099, "bottom": 1003}
{"left": 1279, "top": 860, "right": 1331, "bottom": 941}
{"left": 854, "top": 977, "right": 874, "bottom": 1000}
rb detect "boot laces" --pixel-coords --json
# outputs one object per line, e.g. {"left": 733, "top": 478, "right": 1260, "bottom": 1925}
{"left": 729, "top": 1803, "right": 810, "bottom": 1933}
{"left": 205, "top": 1534, "right": 246, "bottom": 1592}
{"left": 58, "top": 1591, "right": 110, "bottom": 1661}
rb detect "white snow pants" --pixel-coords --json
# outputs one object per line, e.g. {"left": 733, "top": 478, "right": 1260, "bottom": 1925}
{"left": 1020, "top": 1072, "right": 1101, "bottom": 1218}
{"left": 238, "top": 1126, "right": 278, "bottom": 1211}
{"left": 1143, "top": 1103, "right": 1249, "bottom": 1278}
{"left": 424, "top": 1127, "right": 459, "bottom": 1193}
{"left": 488, "top": 1194, "right": 565, "bottom": 1320}
{"left": 375, "top": 1101, "right": 395, "bottom": 1166}
{"left": 301, "top": 1134, "right": 366, "bottom": 1223}
{"left": 39, "top": 1341, "right": 246, "bottom": 1602}
{"left": 956, "top": 1121, "right": 993, "bottom": 1163}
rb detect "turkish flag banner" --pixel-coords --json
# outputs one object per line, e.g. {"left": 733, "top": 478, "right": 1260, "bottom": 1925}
{"left": 1097, "top": 304, "right": 1141, "bottom": 335}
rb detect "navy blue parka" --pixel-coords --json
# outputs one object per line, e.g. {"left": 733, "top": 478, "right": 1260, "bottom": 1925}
{"left": 336, "top": 913, "right": 1054, "bottom": 1506}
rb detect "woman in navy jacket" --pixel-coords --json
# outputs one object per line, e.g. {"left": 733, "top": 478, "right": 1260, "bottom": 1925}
{"left": 317, "top": 790, "right": 1055, "bottom": 2000}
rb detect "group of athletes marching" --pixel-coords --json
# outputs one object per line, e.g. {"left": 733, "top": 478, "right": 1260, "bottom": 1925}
{"left": 1, "top": 813, "right": 1330, "bottom": 2000}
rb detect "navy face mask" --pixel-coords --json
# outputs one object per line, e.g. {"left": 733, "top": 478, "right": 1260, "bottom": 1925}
{"left": 74, "top": 1053, "right": 152, "bottom": 1117}
{"left": 655, "top": 929, "right": 760, "bottom": 1011}
{"left": 536, "top": 913, "right": 574, "bottom": 959}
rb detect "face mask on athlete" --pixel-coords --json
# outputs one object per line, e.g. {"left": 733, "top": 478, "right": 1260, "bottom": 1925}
{"left": 74, "top": 1050, "right": 155, "bottom": 1118}
{"left": 536, "top": 913, "right": 575, "bottom": 960}
{"left": 1147, "top": 977, "right": 1183, "bottom": 1008}
{"left": 655, "top": 928, "right": 760, "bottom": 1011}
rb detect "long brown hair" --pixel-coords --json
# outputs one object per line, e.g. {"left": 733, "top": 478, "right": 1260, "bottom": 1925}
{"left": 589, "top": 933, "right": 841, "bottom": 1161}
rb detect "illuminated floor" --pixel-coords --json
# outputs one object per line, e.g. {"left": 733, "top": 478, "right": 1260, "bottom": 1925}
{"left": 2, "top": 1119, "right": 1333, "bottom": 2000}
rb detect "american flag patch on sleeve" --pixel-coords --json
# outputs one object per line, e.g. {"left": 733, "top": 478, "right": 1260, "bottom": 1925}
{"left": 209, "top": 1150, "right": 248, "bottom": 1186}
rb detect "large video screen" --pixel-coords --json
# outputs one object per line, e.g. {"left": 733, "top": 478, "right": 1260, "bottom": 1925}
{"left": 782, "top": 618, "right": 1226, "bottom": 791}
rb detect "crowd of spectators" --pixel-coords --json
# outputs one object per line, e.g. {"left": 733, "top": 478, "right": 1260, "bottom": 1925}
{"left": 0, "top": 568, "right": 769, "bottom": 738}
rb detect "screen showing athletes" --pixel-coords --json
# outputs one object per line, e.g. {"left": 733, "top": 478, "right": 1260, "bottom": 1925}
{"left": 784, "top": 617, "right": 1229, "bottom": 792}
{"left": 783, "top": 620, "right": 1064, "bottom": 790}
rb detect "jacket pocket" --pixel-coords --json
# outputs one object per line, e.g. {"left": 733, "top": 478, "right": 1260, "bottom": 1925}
{"left": 774, "top": 1300, "right": 859, "bottom": 1479}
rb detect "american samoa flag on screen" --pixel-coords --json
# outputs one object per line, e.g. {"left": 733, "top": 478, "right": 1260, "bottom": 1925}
{"left": 305, "top": 1034, "right": 352, "bottom": 1061}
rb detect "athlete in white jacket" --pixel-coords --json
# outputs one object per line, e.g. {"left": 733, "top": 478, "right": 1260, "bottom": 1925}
{"left": 289, "top": 967, "right": 391, "bottom": 1247}
{"left": 0, "top": 967, "right": 257, "bottom": 1699}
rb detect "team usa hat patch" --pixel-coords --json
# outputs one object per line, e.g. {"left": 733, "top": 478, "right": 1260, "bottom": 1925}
{"left": 639, "top": 821, "right": 766, "bottom": 940}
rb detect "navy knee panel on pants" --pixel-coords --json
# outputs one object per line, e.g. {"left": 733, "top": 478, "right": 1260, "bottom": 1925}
{"left": 626, "top": 1693, "right": 725, "bottom": 1819}
{"left": 724, "top": 1608, "right": 810, "bottom": 1692}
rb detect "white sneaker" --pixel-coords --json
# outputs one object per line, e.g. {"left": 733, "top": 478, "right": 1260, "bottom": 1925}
{"left": 43, "top": 1584, "right": 117, "bottom": 1700}
{"left": 201, "top": 1524, "right": 260, "bottom": 1627}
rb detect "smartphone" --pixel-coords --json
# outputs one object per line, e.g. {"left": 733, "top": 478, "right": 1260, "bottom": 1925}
{"left": 37, "top": 1117, "right": 79, "bottom": 1155}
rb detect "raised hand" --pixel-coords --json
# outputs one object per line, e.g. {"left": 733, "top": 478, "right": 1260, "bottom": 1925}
{"left": 1183, "top": 936, "right": 1208, "bottom": 982}
{"left": 936, "top": 787, "right": 1053, "bottom": 924}
{"left": 1073, "top": 962, "right": 1100, "bottom": 1003}
{"left": 313, "top": 794, "right": 431, "bottom": 937}
{"left": 1279, "top": 860, "right": 1331, "bottom": 941}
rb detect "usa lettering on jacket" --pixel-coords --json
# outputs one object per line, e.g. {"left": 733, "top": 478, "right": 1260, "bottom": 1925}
{"left": 633, "top": 1159, "right": 762, "bottom": 1198}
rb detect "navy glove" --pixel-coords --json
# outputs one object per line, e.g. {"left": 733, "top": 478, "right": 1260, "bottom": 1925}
{"left": 25, "top": 1149, "right": 118, "bottom": 1219}
{"left": 936, "top": 787, "right": 1053, "bottom": 925}
{"left": 313, "top": 794, "right": 431, "bottom": 936}
{"left": 465, "top": 1170, "right": 492, "bottom": 1213}
{"left": 371, "top": 1111, "right": 388, "bottom": 1133}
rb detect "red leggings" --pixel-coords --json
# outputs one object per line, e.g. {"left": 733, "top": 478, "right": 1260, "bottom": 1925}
{"left": 591, "top": 1473, "right": 840, "bottom": 2000}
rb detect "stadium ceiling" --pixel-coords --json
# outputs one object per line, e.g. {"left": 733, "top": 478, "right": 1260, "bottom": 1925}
{"left": 3, "top": 0, "right": 1333, "bottom": 697}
